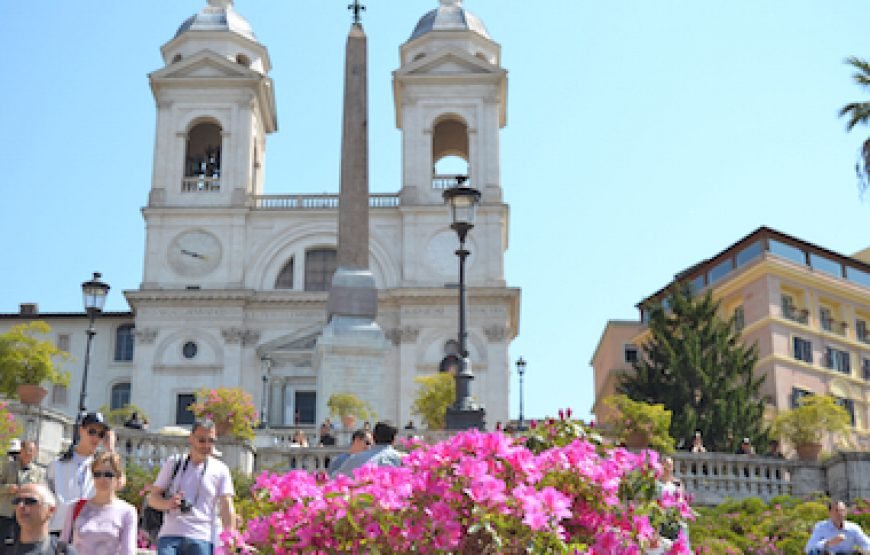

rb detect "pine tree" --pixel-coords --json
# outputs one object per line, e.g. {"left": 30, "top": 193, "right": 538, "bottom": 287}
{"left": 618, "top": 283, "right": 768, "bottom": 452}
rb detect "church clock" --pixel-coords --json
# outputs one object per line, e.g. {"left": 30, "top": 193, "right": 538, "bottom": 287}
{"left": 167, "top": 230, "right": 222, "bottom": 277}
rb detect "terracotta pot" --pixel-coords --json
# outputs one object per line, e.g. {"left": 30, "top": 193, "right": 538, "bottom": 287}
{"left": 795, "top": 442, "right": 822, "bottom": 461}
{"left": 17, "top": 384, "right": 48, "bottom": 406}
{"left": 624, "top": 430, "right": 650, "bottom": 449}
{"left": 341, "top": 415, "right": 357, "bottom": 430}
{"left": 214, "top": 419, "right": 232, "bottom": 437}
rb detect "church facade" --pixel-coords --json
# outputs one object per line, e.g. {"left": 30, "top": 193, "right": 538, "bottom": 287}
{"left": 1, "top": 1, "right": 520, "bottom": 431}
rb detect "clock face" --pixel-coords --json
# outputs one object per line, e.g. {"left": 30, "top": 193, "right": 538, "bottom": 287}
{"left": 167, "top": 230, "right": 222, "bottom": 277}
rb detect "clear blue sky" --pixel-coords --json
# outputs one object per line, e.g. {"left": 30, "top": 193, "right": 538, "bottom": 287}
{"left": 1, "top": 1, "right": 869, "bottom": 422}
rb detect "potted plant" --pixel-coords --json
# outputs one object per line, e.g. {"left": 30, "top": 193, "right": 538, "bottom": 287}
{"left": 188, "top": 387, "right": 258, "bottom": 440}
{"left": 327, "top": 393, "right": 374, "bottom": 430}
{"left": 771, "top": 394, "right": 851, "bottom": 460}
{"left": 0, "top": 322, "right": 71, "bottom": 405}
{"left": 0, "top": 401, "right": 22, "bottom": 457}
{"left": 99, "top": 403, "right": 149, "bottom": 429}
{"left": 604, "top": 394, "right": 674, "bottom": 453}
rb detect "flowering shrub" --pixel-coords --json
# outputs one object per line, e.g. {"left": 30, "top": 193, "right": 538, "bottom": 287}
{"left": 0, "top": 402, "right": 21, "bottom": 457}
{"left": 189, "top": 387, "right": 258, "bottom": 440}
{"left": 222, "top": 419, "right": 693, "bottom": 554}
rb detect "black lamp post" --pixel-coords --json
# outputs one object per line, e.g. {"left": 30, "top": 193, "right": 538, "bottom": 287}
{"left": 78, "top": 272, "right": 110, "bottom": 414}
{"left": 261, "top": 356, "right": 272, "bottom": 429}
{"left": 443, "top": 184, "right": 486, "bottom": 430}
{"left": 515, "top": 357, "right": 527, "bottom": 430}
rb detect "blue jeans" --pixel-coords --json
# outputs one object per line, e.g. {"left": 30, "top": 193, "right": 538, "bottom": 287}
{"left": 157, "top": 536, "right": 214, "bottom": 555}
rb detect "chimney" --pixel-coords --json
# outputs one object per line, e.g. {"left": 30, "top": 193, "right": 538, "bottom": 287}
{"left": 19, "top": 303, "right": 38, "bottom": 315}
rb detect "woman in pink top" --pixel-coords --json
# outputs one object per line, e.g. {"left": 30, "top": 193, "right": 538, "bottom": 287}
{"left": 61, "top": 452, "right": 137, "bottom": 554}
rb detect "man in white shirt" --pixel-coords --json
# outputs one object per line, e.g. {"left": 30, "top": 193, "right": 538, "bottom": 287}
{"left": 148, "top": 420, "right": 236, "bottom": 555}
{"left": 46, "top": 412, "right": 111, "bottom": 536}
{"left": 805, "top": 499, "right": 870, "bottom": 554}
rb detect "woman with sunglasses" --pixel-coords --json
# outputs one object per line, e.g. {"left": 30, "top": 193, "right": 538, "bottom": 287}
{"left": 60, "top": 452, "right": 136, "bottom": 554}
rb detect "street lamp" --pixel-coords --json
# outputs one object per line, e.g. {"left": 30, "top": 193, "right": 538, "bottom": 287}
{"left": 260, "top": 356, "right": 272, "bottom": 429}
{"left": 515, "top": 357, "right": 527, "bottom": 430}
{"left": 79, "top": 272, "right": 110, "bottom": 414}
{"left": 443, "top": 184, "right": 486, "bottom": 430}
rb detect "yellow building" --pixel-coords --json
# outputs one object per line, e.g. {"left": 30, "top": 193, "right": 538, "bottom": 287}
{"left": 592, "top": 226, "right": 870, "bottom": 448}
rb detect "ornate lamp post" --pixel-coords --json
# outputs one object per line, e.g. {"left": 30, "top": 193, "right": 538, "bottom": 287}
{"left": 515, "top": 356, "right": 527, "bottom": 430}
{"left": 78, "top": 272, "right": 110, "bottom": 414}
{"left": 443, "top": 184, "right": 486, "bottom": 430}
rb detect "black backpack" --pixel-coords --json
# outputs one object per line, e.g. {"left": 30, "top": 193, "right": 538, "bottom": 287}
{"left": 139, "top": 456, "right": 184, "bottom": 545}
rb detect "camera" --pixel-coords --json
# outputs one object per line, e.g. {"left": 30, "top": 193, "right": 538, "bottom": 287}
{"left": 178, "top": 498, "right": 193, "bottom": 513}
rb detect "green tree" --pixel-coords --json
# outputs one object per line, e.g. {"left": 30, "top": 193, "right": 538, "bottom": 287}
{"left": 0, "top": 322, "right": 70, "bottom": 397}
{"left": 618, "top": 283, "right": 768, "bottom": 452}
{"left": 838, "top": 56, "right": 870, "bottom": 196}
{"left": 411, "top": 372, "right": 455, "bottom": 430}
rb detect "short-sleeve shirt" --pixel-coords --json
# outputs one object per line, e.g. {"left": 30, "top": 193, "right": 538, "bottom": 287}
{"left": 154, "top": 454, "right": 235, "bottom": 542}
{"left": 47, "top": 453, "right": 94, "bottom": 533}
{"left": 60, "top": 498, "right": 137, "bottom": 555}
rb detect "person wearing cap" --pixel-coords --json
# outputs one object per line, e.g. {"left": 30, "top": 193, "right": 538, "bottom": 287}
{"left": 1, "top": 441, "right": 45, "bottom": 546}
{"left": 46, "top": 412, "right": 113, "bottom": 537}
{"left": 735, "top": 437, "right": 755, "bottom": 455}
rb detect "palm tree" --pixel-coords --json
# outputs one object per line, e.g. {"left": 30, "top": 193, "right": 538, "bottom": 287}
{"left": 839, "top": 56, "right": 870, "bottom": 196}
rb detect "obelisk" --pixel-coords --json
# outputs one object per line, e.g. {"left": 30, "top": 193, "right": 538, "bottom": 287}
{"left": 316, "top": 3, "right": 388, "bottom": 426}
{"left": 324, "top": 2, "right": 380, "bottom": 330}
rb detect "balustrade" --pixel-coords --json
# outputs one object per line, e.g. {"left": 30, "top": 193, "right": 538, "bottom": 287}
{"left": 253, "top": 193, "right": 399, "bottom": 209}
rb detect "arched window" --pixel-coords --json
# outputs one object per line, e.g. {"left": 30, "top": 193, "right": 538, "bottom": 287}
{"left": 275, "top": 258, "right": 294, "bottom": 289}
{"left": 432, "top": 116, "right": 469, "bottom": 185}
{"left": 115, "top": 324, "right": 135, "bottom": 361}
{"left": 184, "top": 122, "right": 222, "bottom": 191}
{"left": 305, "top": 248, "right": 337, "bottom": 291}
{"left": 111, "top": 382, "right": 131, "bottom": 411}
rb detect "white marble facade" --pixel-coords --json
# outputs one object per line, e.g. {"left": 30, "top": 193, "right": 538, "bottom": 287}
{"left": 3, "top": 1, "right": 519, "bottom": 431}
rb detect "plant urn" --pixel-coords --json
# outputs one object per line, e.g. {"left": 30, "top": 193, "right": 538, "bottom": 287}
{"left": 625, "top": 430, "right": 650, "bottom": 449}
{"left": 795, "top": 442, "right": 822, "bottom": 461}
{"left": 214, "top": 419, "right": 232, "bottom": 437}
{"left": 17, "top": 384, "right": 47, "bottom": 406}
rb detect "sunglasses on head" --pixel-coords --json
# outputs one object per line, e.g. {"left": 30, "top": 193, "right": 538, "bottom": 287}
{"left": 11, "top": 497, "right": 41, "bottom": 507}
{"left": 86, "top": 427, "right": 107, "bottom": 439}
{"left": 93, "top": 471, "right": 116, "bottom": 479}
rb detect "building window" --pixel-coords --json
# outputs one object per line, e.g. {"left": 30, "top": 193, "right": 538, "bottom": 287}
{"left": 782, "top": 295, "right": 808, "bottom": 324}
{"left": 820, "top": 307, "right": 833, "bottom": 332}
{"left": 624, "top": 345, "right": 639, "bottom": 364}
{"left": 294, "top": 391, "right": 316, "bottom": 425}
{"left": 176, "top": 394, "right": 196, "bottom": 425}
{"left": 56, "top": 334, "right": 70, "bottom": 353}
{"left": 114, "top": 325, "right": 135, "bottom": 362}
{"left": 793, "top": 337, "right": 812, "bottom": 363}
{"left": 790, "top": 387, "right": 811, "bottom": 409}
{"left": 110, "top": 382, "right": 131, "bottom": 410}
{"left": 51, "top": 384, "right": 67, "bottom": 406}
{"left": 857, "top": 319, "right": 869, "bottom": 344}
{"left": 824, "top": 347, "right": 851, "bottom": 374}
{"left": 862, "top": 358, "right": 870, "bottom": 381}
{"left": 835, "top": 397, "right": 856, "bottom": 426}
{"left": 275, "top": 258, "right": 294, "bottom": 289}
{"left": 305, "top": 249, "right": 337, "bottom": 291}
{"left": 733, "top": 305, "right": 745, "bottom": 332}
{"left": 182, "top": 342, "right": 198, "bottom": 359}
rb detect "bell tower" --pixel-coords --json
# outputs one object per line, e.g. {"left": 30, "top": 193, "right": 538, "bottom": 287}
{"left": 140, "top": 0, "right": 277, "bottom": 290}
{"left": 147, "top": 0, "right": 277, "bottom": 210}
{"left": 393, "top": 0, "right": 507, "bottom": 206}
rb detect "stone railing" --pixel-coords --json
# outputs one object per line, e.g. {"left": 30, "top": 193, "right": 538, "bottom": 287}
{"left": 672, "top": 452, "right": 803, "bottom": 505}
{"left": 252, "top": 193, "right": 400, "bottom": 210}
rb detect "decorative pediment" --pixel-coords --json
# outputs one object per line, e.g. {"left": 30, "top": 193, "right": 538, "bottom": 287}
{"left": 256, "top": 325, "right": 323, "bottom": 359}
{"left": 398, "top": 47, "right": 501, "bottom": 78}
{"left": 150, "top": 50, "right": 258, "bottom": 82}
